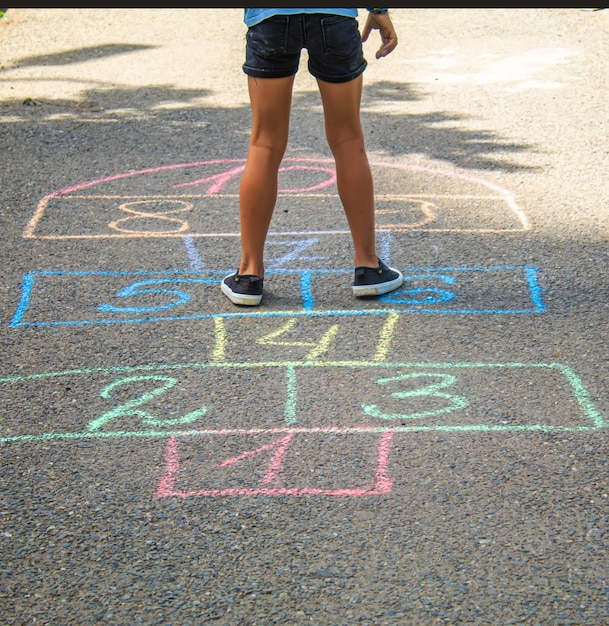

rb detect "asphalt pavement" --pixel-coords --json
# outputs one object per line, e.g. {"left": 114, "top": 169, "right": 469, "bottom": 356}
{"left": 1, "top": 8, "right": 608, "bottom": 625}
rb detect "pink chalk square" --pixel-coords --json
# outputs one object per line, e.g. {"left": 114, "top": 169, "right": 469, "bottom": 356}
{"left": 155, "top": 432, "right": 394, "bottom": 498}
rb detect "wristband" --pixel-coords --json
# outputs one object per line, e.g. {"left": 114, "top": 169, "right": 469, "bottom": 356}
{"left": 368, "top": 8, "right": 388, "bottom": 13}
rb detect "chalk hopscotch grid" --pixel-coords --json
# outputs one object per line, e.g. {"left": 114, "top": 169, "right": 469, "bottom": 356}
{"left": 12, "top": 161, "right": 593, "bottom": 498}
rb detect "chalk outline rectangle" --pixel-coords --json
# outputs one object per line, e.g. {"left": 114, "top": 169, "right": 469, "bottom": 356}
{"left": 155, "top": 432, "right": 395, "bottom": 498}
{"left": 9, "top": 265, "right": 546, "bottom": 328}
{"left": 0, "top": 361, "right": 604, "bottom": 444}
{"left": 25, "top": 193, "right": 530, "bottom": 239}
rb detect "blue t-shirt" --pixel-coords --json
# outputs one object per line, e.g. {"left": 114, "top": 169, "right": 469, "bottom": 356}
{"left": 244, "top": 9, "right": 359, "bottom": 28}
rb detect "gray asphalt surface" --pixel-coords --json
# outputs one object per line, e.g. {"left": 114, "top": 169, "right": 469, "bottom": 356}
{"left": 1, "top": 8, "right": 608, "bottom": 625}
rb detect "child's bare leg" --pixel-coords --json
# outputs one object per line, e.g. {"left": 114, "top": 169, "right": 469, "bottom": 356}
{"left": 316, "top": 74, "right": 379, "bottom": 269}
{"left": 238, "top": 75, "right": 295, "bottom": 277}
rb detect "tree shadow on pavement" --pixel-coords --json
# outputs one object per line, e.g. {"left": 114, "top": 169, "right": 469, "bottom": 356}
{"left": 0, "top": 76, "right": 540, "bottom": 215}
{"left": 5, "top": 44, "right": 157, "bottom": 69}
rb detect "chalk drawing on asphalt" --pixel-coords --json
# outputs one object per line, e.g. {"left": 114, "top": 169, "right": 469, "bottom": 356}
{"left": 9, "top": 265, "right": 545, "bottom": 328}
{"left": 0, "top": 361, "right": 604, "bottom": 445}
{"left": 155, "top": 432, "right": 395, "bottom": 498}
{"left": 23, "top": 158, "right": 531, "bottom": 239}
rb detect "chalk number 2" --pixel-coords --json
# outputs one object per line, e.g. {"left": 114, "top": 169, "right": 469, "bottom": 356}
{"left": 87, "top": 375, "right": 208, "bottom": 431}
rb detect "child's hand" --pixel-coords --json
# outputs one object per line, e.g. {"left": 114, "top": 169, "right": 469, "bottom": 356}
{"left": 361, "top": 12, "right": 398, "bottom": 59}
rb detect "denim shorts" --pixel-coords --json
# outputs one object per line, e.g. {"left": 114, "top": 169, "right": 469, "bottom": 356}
{"left": 243, "top": 13, "right": 367, "bottom": 83}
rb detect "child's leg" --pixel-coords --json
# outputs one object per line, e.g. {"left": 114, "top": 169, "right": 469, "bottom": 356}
{"left": 238, "top": 74, "right": 295, "bottom": 278}
{"left": 316, "top": 74, "right": 379, "bottom": 269}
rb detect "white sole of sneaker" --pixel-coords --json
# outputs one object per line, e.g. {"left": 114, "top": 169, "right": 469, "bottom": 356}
{"left": 221, "top": 279, "right": 262, "bottom": 306}
{"left": 352, "top": 270, "right": 404, "bottom": 297}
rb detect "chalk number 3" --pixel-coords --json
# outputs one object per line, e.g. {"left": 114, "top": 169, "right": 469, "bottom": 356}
{"left": 362, "top": 372, "right": 469, "bottom": 420}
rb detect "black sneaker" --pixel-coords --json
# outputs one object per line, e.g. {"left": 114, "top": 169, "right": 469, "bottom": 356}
{"left": 352, "top": 258, "right": 403, "bottom": 297}
{"left": 221, "top": 272, "right": 264, "bottom": 306}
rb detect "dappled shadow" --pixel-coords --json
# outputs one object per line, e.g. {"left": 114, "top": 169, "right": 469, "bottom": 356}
{"left": 0, "top": 32, "right": 538, "bottom": 172}
{"left": 290, "top": 84, "right": 537, "bottom": 172}
{"left": 6, "top": 44, "right": 156, "bottom": 70}
{"left": 1, "top": 73, "right": 536, "bottom": 174}
{"left": 14, "top": 85, "right": 214, "bottom": 114}
{"left": 363, "top": 108, "right": 532, "bottom": 171}
{"left": 364, "top": 80, "right": 416, "bottom": 101}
